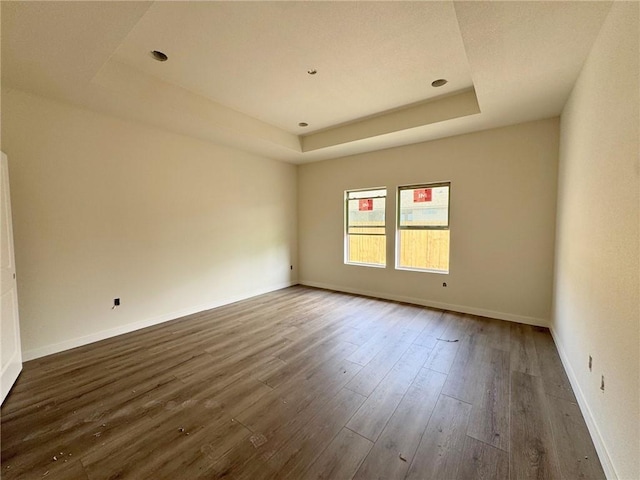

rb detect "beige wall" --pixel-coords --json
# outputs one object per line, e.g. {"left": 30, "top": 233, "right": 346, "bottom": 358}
{"left": 553, "top": 2, "right": 639, "bottom": 479}
{"left": 298, "top": 118, "right": 559, "bottom": 325}
{"left": 1, "top": 88, "right": 298, "bottom": 360}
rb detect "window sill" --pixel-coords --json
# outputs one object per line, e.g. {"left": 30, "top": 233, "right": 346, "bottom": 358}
{"left": 395, "top": 266, "right": 449, "bottom": 274}
{"left": 345, "top": 262, "right": 386, "bottom": 269}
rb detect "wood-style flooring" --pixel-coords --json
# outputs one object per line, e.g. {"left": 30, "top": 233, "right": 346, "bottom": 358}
{"left": 1, "top": 286, "right": 605, "bottom": 479}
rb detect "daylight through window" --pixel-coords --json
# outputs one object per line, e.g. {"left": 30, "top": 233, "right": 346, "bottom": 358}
{"left": 397, "top": 183, "right": 450, "bottom": 273}
{"left": 345, "top": 188, "right": 386, "bottom": 266}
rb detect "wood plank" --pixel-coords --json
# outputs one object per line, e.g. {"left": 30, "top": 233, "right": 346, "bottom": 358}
{"left": 510, "top": 323, "right": 542, "bottom": 377}
{"left": 346, "top": 306, "right": 405, "bottom": 366}
{"left": 462, "top": 314, "right": 491, "bottom": 342}
{"left": 412, "top": 308, "right": 447, "bottom": 341}
{"left": 353, "top": 368, "right": 446, "bottom": 480}
{"left": 4, "top": 347, "right": 197, "bottom": 422}
{"left": 199, "top": 382, "right": 366, "bottom": 480}
{"left": 163, "top": 421, "right": 271, "bottom": 480}
{"left": 412, "top": 332, "right": 438, "bottom": 349}
{"left": 531, "top": 327, "right": 576, "bottom": 402}
{"left": 115, "top": 417, "right": 251, "bottom": 480}
{"left": 272, "top": 321, "right": 348, "bottom": 362}
{"left": 81, "top": 378, "right": 260, "bottom": 479}
{"left": 405, "top": 394, "right": 471, "bottom": 480}
{"left": 161, "top": 386, "right": 365, "bottom": 480}
{"left": 510, "top": 371, "right": 561, "bottom": 480}
{"left": 344, "top": 339, "right": 413, "bottom": 396}
{"left": 4, "top": 456, "right": 89, "bottom": 480}
{"left": 458, "top": 434, "right": 510, "bottom": 480}
{"left": 340, "top": 302, "right": 400, "bottom": 348}
{"left": 439, "top": 311, "right": 472, "bottom": 341}
{"left": 267, "top": 388, "right": 366, "bottom": 479}
{"left": 482, "top": 317, "right": 511, "bottom": 352}
{"left": 346, "top": 344, "right": 431, "bottom": 441}
{"left": 440, "top": 334, "right": 486, "bottom": 403}
{"left": 301, "top": 428, "right": 373, "bottom": 480}
{"left": 262, "top": 339, "right": 357, "bottom": 389}
{"left": 252, "top": 373, "right": 360, "bottom": 463}
{"left": 467, "top": 348, "right": 510, "bottom": 452}
{"left": 546, "top": 395, "right": 606, "bottom": 480}
{"left": 249, "top": 355, "right": 288, "bottom": 383}
{"left": 235, "top": 357, "right": 361, "bottom": 435}
{"left": 1, "top": 373, "right": 180, "bottom": 456}
{"left": 423, "top": 339, "right": 459, "bottom": 374}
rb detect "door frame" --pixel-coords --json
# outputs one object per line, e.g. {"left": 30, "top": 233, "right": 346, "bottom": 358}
{"left": 1, "top": 151, "right": 23, "bottom": 404}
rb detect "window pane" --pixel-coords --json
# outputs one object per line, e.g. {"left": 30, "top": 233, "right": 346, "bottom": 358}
{"left": 346, "top": 188, "right": 386, "bottom": 266}
{"left": 398, "top": 229, "right": 449, "bottom": 272}
{"left": 347, "top": 197, "right": 385, "bottom": 232}
{"left": 348, "top": 235, "right": 386, "bottom": 265}
{"left": 399, "top": 185, "right": 449, "bottom": 227}
{"left": 347, "top": 189, "right": 386, "bottom": 199}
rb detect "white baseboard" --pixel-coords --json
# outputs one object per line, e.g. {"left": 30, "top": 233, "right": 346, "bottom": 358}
{"left": 299, "top": 280, "right": 549, "bottom": 327}
{"left": 22, "top": 282, "right": 296, "bottom": 361}
{"left": 1, "top": 354, "right": 23, "bottom": 405}
{"left": 549, "top": 327, "right": 618, "bottom": 480}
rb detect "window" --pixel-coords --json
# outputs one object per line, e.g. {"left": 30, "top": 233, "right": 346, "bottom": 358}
{"left": 397, "top": 183, "right": 450, "bottom": 273}
{"left": 345, "top": 188, "right": 386, "bottom": 266}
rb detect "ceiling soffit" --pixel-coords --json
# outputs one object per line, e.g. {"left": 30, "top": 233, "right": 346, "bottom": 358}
{"left": 1, "top": 1, "right": 613, "bottom": 163}
{"left": 111, "top": 1, "right": 473, "bottom": 134}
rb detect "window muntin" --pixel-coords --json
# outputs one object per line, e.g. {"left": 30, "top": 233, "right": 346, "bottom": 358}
{"left": 345, "top": 188, "right": 386, "bottom": 266}
{"left": 397, "top": 183, "right": 450, "bottom": 273}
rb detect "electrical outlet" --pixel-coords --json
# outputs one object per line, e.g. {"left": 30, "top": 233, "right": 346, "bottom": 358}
{"left": 600, "top": 375, "right": 605, "bottom": 392}
{"left": 113, "top": 298, "right": 120, "bottom": 307}
{"left": 442, "top": 282, "right": 447, "bottom": 287}
{"left": 290, "top": 265, "right": 293, "bottom": 270}
{"left": 588, "top": 355, "right": 592, "bottom": 371}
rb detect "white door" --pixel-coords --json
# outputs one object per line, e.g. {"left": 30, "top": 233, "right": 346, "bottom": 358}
{"left": 1, "top": 152, "right": 22, "bottom": 404}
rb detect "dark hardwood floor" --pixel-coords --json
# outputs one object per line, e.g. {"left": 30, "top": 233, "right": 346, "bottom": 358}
{"left": 1, "top": 286, "right": 605, "bottom": 479}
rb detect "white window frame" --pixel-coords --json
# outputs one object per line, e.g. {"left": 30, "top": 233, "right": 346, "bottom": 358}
{"left": 396, "top": 182, "right": 451, "bottom": 274}
{"left": 344, "top": 187, "right": 387, "bottom": 268}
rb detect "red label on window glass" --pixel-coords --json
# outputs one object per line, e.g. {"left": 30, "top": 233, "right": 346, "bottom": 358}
{"left": 359, "top": 199, "right": 373, "bottom": 211}
{"left": 413, "top": 189, "right": 432, "bottom": 202}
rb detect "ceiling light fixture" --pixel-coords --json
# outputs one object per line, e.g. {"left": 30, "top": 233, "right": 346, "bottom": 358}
{"left": 151, "top": 50, "right": 168, "bottom": 62}
{"left": 431, "top": 78, "right": 448, "bottom": 87}
{"left": 307, "top": 69, "right": 317, "bottom": 75}
{"left": 298, "top": 122, "right": 309, "bottom": 127}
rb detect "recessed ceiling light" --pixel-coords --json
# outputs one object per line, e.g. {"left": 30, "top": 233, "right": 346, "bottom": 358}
{"left": 151, "top": 50, "right": 168, "bottom": 62}
{"left": 307, "top": 69, "right": 317, "bottom": 75}
{"left": 431, "top": 78, "right": 448, "bottom": 87}
{"left": 298, "top": 122, "right": 309, "bottom": 127}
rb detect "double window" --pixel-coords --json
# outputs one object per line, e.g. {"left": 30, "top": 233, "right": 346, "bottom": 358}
{"left": 345, "top": 183, "right": 450, "bottom": 273}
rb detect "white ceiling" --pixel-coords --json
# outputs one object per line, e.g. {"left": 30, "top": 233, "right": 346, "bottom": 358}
{"left": 1, "top": 1, "right": 613, "bottom": 164}
{"left": 113, "top": 1, "right": 473, "bottom": 134}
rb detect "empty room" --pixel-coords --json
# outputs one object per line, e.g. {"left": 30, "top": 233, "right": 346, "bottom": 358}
{"left": 1, "top": 1, "right": 638, "bottom": 479}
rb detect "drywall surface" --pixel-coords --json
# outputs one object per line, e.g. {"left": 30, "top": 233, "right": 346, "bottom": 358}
{"left": 298, "top": 118, "right": 559, "bottom": 325}
{"left": 1, "top": 88, "right": 298, "bottom": 359}
{"left": 553, "top": 2, "right": 639, "bottom": 479}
